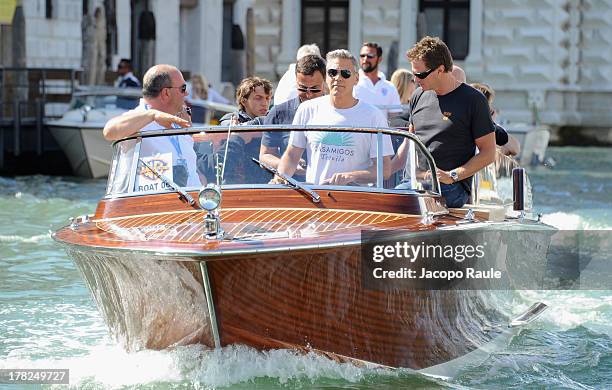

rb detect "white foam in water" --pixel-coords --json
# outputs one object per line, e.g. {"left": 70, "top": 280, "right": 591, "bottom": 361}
{"left": 516, "top": 291, "right": 612, "bottom": 333}
{"left": 1, "top": 344, "right": 184, "bottom": 388}
{"left": 0, "top": 233, "right": 51, "bottom": 243}
{"left": 541, "top": 211, "right": 612, "bottom": 230}
{"left": 541, "top": 212, "right": 583, "bottom": 230}
{"left": 0, "top": 343, "right": 383, "bottom": 388}
{"left": 183, "top": 344, "right": 372, "bottom": 387}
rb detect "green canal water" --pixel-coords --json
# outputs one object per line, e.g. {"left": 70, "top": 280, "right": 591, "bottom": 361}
{"left": 1, "top": 146, "right": 611, "bottom": 389}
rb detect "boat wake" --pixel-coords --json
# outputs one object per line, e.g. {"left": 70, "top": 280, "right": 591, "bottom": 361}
{"left": 0, "top": 233, "right": 51, "bottom": 243}
{"left": 516, "top": 290, "right": 612, "bottom": 334}
{"left": 0, "top": 343, "right": 431, "bottom": 388}
{"left": 541, "top": 211, "right": 611, "bottom": 230}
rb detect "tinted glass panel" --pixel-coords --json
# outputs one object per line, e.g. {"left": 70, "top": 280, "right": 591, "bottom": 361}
{"left": 423, "top": 8, "right": 444, "bottom": 38}
{"left": 328, "top": 7, "right": 348, "bottom": 51}
{"left": 448, "top": 8, "right": 469, "bottom": 59}
{"left": 302, "top": 8, "right": 325, "bottom": 52}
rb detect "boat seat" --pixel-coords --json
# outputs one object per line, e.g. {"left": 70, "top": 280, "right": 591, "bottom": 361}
{"left": 448, "top": 204, "right": 506, "bottom": 222}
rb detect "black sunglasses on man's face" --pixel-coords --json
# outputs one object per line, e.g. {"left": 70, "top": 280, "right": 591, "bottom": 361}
{"left": 359, "top": 53, "right": 376, "bottom": 59}
{"left": 297, "top": 86, "right": 322, "bottom": 94}
{"left": 164, "top": 84, "right": 187, "bottom": 94}
{"left": 413, "top": 68, "right": 436, "bottom": 80}
{"left": 327, "top": 68, "right": 352, "bottom": 79}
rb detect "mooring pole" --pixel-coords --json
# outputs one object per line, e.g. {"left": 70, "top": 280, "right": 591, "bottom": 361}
{"left": 36, "top": 98, "right": 43, "bottom": 155}
{"left": 13, "top": 98, "right": 21, "bottom": 157}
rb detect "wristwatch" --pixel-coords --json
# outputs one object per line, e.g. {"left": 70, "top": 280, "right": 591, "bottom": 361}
{"left": 450, "top": 169, "right": 459, "bottom": 182}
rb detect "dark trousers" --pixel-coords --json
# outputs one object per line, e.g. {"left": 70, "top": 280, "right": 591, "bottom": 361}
{"left": 441, "top": 182, "right": 470, "bottom": 208}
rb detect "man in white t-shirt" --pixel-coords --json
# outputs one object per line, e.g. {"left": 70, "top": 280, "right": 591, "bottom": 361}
{"left": 275, "top": 49, "right": 394, "bottom": 186}
{"left": 353, "top": 42, "right": 402, "bottom": 119}
{"left": 104, "top": 64, "right": 201, "bottom": 192}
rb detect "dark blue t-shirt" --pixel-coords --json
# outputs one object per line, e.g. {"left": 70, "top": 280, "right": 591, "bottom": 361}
{"left": 409, "top": 83, "right": 494, "bottom": 172}
{"left": 261, "top": 97, "right": 301, "bottom": 154}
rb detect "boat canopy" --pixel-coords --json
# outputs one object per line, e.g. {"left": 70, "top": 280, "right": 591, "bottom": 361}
{"left": 69, "top": 87, "right": 141, "bottom": 111}
{"left": 104, "top": 126, "right": 441, "bottom": 198}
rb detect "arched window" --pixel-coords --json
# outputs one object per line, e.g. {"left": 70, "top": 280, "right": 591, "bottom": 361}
{"left": 419, "top": 0, "right": 470, "bottom": 60}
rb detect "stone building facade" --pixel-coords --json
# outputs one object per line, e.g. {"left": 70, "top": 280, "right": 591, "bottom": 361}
{"left": 3, "top": 0, "right": 612, "bottom": 134}
{"left": 253, "top": 0, "right": 612, "bottom": 134}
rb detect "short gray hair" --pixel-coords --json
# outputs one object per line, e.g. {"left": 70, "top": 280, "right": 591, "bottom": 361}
{"left": 142, "top": 69, "right": 173, "bottom": 98}
{"left": 296, "top": 44, "right": 321, "bottom": 60}
{"left": 325, "top": 49, "right": 358, "bottom": 72}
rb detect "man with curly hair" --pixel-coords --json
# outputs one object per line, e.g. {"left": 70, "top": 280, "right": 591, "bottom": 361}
{"left": 219, "top": 76, "right": 272, "bottom": 125}
{"left": 216, "top": 77, "right": 272, "bottom": 183}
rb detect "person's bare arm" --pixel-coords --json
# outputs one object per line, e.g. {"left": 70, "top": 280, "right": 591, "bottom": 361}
{"left": 260, "top": 143, "right": 306, "bottom": 175}
{"left": 389, "top": 138, "right": 409, "bottom": 174}
{"left": 499, "top": 134, "right": 521, "bottom": 156}
{"left": 390, "top": 124, "right": 417, "bottom": 174}
{"left": 321, "top": 156, "right": 392, "bottom": 185}
{"left": 436, "top": 132, "right": 496, "bottom": 184}
{"left": 103, "top": 109, "right": 191, "bottom": 141}
{"left": 259, "top": 144, "right": 282, "bottom": 169}
{"left": 271, "top": 145, "right": 304, "bottom": 183}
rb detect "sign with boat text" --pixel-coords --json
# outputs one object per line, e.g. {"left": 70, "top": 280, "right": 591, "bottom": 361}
{"left": 135, "top": 153, "right": 174, "bottom": 193}
{"left": 361, "top": 229, "right": 611, "bottom": 290}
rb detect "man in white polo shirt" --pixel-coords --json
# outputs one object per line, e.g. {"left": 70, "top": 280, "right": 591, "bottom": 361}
{"left": 275, "top": 49, "right": 394, "bottom": 186}
{"left": 104, "top": 64, "right": 200, "bottom": 192}
{"left": 353, "top": 42, "right": 402, "bottom": 119}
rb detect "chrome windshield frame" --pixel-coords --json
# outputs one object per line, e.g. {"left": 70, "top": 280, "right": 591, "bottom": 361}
{"left": 107, "top": 125, "right": 441, "bottom": 198}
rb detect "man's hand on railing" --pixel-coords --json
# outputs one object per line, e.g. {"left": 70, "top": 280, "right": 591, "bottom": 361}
{"left": 435, "top": 169, "right": 454, "bottom": 184}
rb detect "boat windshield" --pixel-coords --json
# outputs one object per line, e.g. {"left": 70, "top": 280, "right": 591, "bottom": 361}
{"left": 105, "top": 126, "right": 440, "bottom": 197}
{"left": 69, "top": 92, "right": 140, "bottom": 111}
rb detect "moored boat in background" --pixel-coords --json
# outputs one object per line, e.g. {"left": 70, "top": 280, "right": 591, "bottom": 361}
{"left": 46, "top": 86, "right": 141, "bottom": 178}
{"left": 504, "top": 123, "right": 552, "bottom": 167}
{"left": 47, "top": 87, "right": 237, "bottom": 178}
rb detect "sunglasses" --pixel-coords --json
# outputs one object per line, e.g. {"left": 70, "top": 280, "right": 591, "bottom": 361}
{"left": 297, "top": 86, "right": 322, "bottom": 94}
{"left": 165, "top": 84, "right": 187, "bottom": 93}
{"left": 327, "top": 68, "right": 352, "bottom": 79}
{"left": 359, "top": 53, "right": 376, "bottom": 59}
{"left": 413, "top": 68, "right": 436, "bottom": 80}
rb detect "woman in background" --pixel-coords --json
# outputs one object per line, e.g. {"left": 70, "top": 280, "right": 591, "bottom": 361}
{"left": 471, "top": 82, "right": 521, "bottom": 157}
{"left": 189, "top": 73, "right": 209, "bottom": 101}
{"left": 390, "top": 69, "right": 416, "bottom": 105}
{"left": 388, "top": 69, "right": 415, "bottom": 129}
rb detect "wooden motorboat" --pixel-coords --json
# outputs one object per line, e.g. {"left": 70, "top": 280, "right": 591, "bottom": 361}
{"left": 53, "top": 126, "right": 554, "bottom": 378}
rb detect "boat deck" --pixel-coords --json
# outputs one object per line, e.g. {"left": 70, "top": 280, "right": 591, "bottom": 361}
{"left": 54, "top": 188, "right": 466, "bottom": 254}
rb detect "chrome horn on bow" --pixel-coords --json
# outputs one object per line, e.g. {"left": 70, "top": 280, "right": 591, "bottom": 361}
{"left": 198, "top": 156, "right": 224, "bottom": 239}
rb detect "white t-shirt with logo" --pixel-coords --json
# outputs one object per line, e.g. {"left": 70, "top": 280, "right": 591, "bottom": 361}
{"left": 108, "top": 99, "right": 200, "bottom": 194}
{"left": 289, "top": 96, "right": 394, "bottom": 184}
{"left": 354, "top": 71, "right": 402, "bottom": 117}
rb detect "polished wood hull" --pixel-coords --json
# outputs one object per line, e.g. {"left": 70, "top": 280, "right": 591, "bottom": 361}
{"left": 54, "top": 188, "right": 552, "bottom": 370}
{"left": 63, "top": 242, "right": 507, "bottom": 369}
